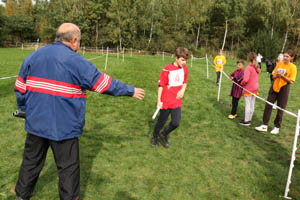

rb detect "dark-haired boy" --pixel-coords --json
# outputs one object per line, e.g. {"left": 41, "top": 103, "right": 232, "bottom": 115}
{"left": 228, "top": 60, "right": 244, "bottom": 119}
{"left": 151, "top": 47, "right": 190, "bottom": 148}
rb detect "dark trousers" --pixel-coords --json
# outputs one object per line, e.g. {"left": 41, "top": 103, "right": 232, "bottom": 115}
{"left": 15, "top": 133, "right": 80, "bottom": 200}
{"left": 231, "top": 97, "right": 240, "bottom": 115}
{"left": 153, "top": 107, "right": 181, "bottom": 138}
{"left": 263, "top": 84, "right": 290, "bottom": 128}
{"left": 216, "top": 72, "right": 221, "bottom": 83}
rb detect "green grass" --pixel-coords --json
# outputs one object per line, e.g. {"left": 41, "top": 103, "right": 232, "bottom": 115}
{"left": 0, "top": 48, "right": 300, "bottom": 200}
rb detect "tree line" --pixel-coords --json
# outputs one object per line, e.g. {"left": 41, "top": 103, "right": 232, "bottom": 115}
{"left": 0, "top": 0, "right": 300, "bottom": 59}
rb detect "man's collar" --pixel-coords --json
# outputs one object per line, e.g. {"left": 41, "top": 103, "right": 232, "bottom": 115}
{"left": 54, "top": 40, "right": 73, "bottom": 51}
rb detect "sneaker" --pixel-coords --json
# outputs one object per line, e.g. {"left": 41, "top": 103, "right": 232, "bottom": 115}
{"left": 255, "top": 125, "right": 268, "bottom": 132}
{"left": 272, "top": 105, "right": 277, "bottom": 110}
{"left": 270, "top": 127, "right": 280, "bottom": 135}
{"left": 228, "top": 114, "right": 237, "bottom": 119}
{"left": 159, "top": 133, "right": 169, "bottom": 148}
{"left": 239, "top": 120, "right": 251, "bottom": 126}
{"left": 151, "top": 137, "right": 159, "bottom": 147}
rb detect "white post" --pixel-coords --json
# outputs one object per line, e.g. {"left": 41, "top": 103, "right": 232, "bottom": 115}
{"left": 37, "top": 38, "right": 39, "bottom": 50}
{"left": 21, "top": 43, "right": 24, "bottom": 51}
{"left": 34, "top": 39, "right": 39, "bottom": 51}
{"left": 104, "top": 47, "right": 109, "bottom": 71}
{"left": 206, "top": 54, "right": 209, "bottom": 79}
{"left": 117, "top": 46, "right": 119, "bottom": 59}
{"left": 190, "top": 55, "right": 193, "bottom": 68}
{"left": 282, "top": 109, "right": 300, "bottom": 199}
{"left": 122, "top": 47, "right": 125, "bottom": 62}
{"left": 217, "top": 69, "right": 223, "bottom": 101}
{"left": 162, "top": 51, "right": 165, "bottom": 61}
{"left": 130, "top": 48, "right": 133, "bottom": 57}
{"left": 96, "top": 46, "right": 98, "bottom": 53}
{"left": 102, "top": 46, "right": 104, "bottom": 55}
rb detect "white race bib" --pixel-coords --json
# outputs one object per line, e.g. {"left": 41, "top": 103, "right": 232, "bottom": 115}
{"left": 168, "top": 68, "right": 184, "bottom": 87}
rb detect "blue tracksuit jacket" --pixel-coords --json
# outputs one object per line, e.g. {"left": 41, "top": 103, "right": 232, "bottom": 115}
{"left": 14, "top": 41, "right": 134, "bottom": 141}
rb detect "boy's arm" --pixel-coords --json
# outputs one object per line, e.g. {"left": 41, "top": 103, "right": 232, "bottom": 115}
{"left": 176, "top": 83, "right": 187, "bottom": 99}
{"left": 230, "top": 71, "right": 235, "bottom": 79}
{"left": 157, "top": 86, "right": 163, "bottom": 108}
{"left": 236, "top": 71, "right": 244, "bottom": 83}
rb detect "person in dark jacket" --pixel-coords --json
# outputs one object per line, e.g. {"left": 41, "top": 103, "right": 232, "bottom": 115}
{"left": 266, "top": 53, "right": 284, "bottom": 84}
{"left": 14, "top": 23, "right": 144, "bottom": 200}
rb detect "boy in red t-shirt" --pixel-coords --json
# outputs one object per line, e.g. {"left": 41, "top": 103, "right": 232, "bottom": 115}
{"left": 151, "top": 47, "right": 190, "bottom": 148}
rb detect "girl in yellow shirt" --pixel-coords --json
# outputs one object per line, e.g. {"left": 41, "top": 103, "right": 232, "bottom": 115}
{"left": 214, "top": 49, "right": 226, "bottom": 85}
{"left": 255, "top": 49, "right": 297, "bottom": 134}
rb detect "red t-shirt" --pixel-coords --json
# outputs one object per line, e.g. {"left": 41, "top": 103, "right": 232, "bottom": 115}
{"left": 158, "top": 64, "right": 188, "bottom": 109}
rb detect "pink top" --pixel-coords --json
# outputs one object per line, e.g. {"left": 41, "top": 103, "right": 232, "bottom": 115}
{"left": 240, "top": 64, "right": 260, "bottom": 95}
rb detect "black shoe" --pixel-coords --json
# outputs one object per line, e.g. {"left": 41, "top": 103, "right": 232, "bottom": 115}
{"left": 239, "top": 120, "right": 251, "bottom": 126}
{"left": 159, "top": 133, "right": 169, "bottom": 148}
{"left": 151, "top": 137, "right": 159, "bottom": 147}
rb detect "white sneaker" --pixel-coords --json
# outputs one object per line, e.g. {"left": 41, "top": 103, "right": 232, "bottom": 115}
{"left": 272, "top": 105, "right": 276, "bottom": 110}
{"left": 270, "top": 127, "right": 280, "bottom": 134}
{"left": 255, "top": 125, "right": 268, "bottom": 132}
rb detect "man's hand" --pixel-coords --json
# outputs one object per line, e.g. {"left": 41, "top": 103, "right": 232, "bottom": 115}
{"left": 176, "top": 89, "right": 185, "bottom": 99}
{"left": 132, "top": 88, "right": 145, "bottom": 100}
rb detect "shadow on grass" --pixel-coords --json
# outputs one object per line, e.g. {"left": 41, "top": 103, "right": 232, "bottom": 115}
{"left": 79, "top": 126, "right": 137, "bottom": 199}
{"left": 13, "top": 128, "right": 133, "bottom": 199}
{"left": 113, "top": 191, "right": 137, "bottom": 200}
{"left": 147, "top": 119, "right": 156, "bottom": 137}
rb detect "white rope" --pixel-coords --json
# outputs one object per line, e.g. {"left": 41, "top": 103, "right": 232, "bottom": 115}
{"left": 192, "top": 56, "right": 206, "bottom": 60}
{"left": 207, "top": 58, "right": 298, "bottom": 118}
{"left": 0, "top": 75, "right": 18, "bottom": 80}
{"left": 0, "top": 55, "right": 105, "bottom": 81}
{"left": 87, "top": 56, "right": 103, "bottom": 61}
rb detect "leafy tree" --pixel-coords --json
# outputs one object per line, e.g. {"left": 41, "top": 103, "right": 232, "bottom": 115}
{"left": 0, "top": 5, "right": 7, "bottom": 46}
{"left": 6, "top": 15, "right": 37, "bottom": 42}
{"left": 5, "top": 0, "right": 17, "bottom": 16}
{"left": 237, "top": 30, "right": 281, "bottom": 60}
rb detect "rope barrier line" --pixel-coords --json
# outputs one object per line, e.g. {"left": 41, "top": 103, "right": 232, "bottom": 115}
{"left": 0, "top": 75, "right": 18, "bottom": 80}
{"left": 87, "top": 56, "right": 104, "bottom": 61}
{"left": 192, "top": 57, "right": 206, "bottom": 60}
{"left": 0, "top": 55, "right": 104, "bottom": 81}
{"left": 206, "top": 58, "right": 298, "bottom": 118}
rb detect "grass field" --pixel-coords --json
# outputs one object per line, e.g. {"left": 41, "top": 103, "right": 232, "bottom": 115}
{"left": 0, "top": 48, "right": 300, "bottom": 200}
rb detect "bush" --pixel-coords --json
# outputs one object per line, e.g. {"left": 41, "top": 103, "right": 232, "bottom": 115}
{"left": 237, "top": 30, "right": 282, "bottom": 61}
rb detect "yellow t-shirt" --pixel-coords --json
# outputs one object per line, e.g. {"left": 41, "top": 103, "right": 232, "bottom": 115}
{"left": 272, "top": 62, "right": 297, "bottom": 92}
{"left": 214, "top": 55, "right": 226, "bottom": 72}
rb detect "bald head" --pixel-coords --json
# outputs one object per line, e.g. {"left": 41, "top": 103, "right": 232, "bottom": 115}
{"left": 55, "top": 23, "right": 81, "bottom": 42}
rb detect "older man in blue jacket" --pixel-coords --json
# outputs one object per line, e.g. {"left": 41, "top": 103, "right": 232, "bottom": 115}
{"left": 14, "top": 23, "right": 144, "bottom": 200}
